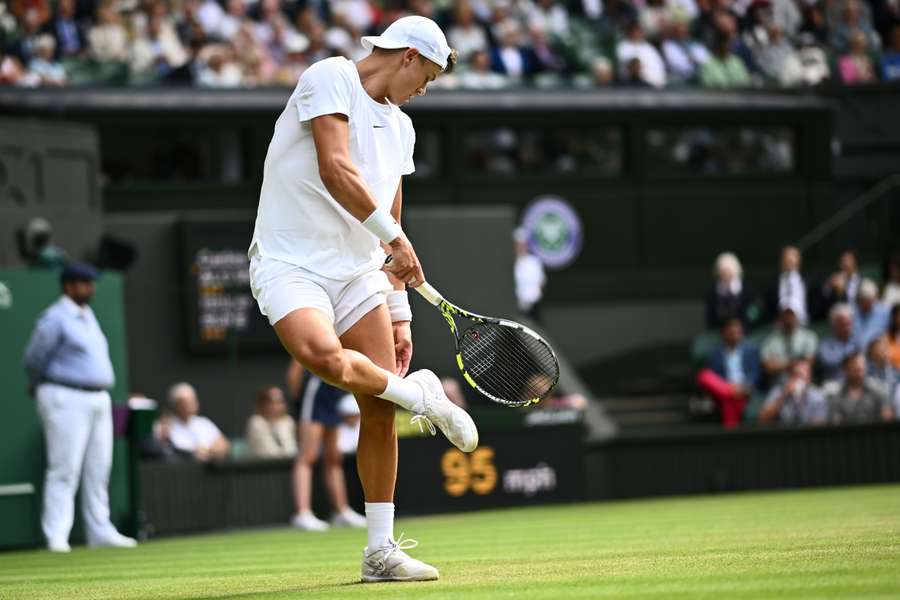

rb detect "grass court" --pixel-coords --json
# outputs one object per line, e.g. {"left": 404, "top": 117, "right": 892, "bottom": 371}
{"left": 3, "top": 484, "right": 899, "bottom": 599}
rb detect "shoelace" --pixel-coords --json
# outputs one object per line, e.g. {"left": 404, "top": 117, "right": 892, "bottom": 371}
{"left": 410, "top": 385, "right": 438, "bottom": 436}
{"left": 371, "top": 533, "right": 419, "bottom": 573}
{"left": 410, "top": 414, "right": 436, "bottom": 436}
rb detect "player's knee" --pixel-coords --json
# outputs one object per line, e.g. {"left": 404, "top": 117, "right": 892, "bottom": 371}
{"left": 303, "top": 349, "right": 347, "bottom": 387}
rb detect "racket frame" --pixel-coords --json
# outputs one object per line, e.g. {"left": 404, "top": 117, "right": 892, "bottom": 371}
{"left": 414, "top": 282, "right": 560, "bottom": 407}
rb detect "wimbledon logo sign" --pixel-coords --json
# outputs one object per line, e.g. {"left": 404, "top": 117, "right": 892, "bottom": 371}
{"left": 521, "top": 196, "right": 583, "bottom": 269}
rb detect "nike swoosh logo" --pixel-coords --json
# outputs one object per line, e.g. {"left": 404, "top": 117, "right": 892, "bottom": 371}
{"left": 373, "top": 125, "right": 386, "bottom": 128}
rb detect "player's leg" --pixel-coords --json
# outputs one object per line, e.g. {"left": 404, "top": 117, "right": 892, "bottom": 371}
{"left": 291, "top": 419, "right": 329, "bottom": 530}
{"left": 338, "top": 304, "right": 397, "bottom": 506}
{"left": 339, "top": 305, "right": 439, "bottom": 582}
{"left": 274, "top": 308, "right": 390, "bottom": 397}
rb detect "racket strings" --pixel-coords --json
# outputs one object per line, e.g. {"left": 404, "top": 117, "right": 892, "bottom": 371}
{"left": 458, "top": 322, "right": 558, "bottom": 405}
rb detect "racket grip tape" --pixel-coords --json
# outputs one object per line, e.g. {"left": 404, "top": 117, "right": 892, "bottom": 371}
{"left": 383, "top": 255, "right": 444, "bottom": 306}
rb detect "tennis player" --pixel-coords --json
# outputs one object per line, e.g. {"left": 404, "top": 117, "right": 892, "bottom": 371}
{"left": 248, "top": 16, "right": 477, "bottom": 582}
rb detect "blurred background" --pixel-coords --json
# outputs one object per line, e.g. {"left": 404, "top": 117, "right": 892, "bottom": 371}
{"left": 1, "top": 0, "right": 899, "bottom": 551}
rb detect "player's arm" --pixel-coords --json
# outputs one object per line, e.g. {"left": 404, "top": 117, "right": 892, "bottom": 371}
{"left": 382, "top": 181, "right": 406, "bottom": 292}
{"left": 311, "top": 116, "right": 423, "bottom": 286}
{"left": 382, "top": 181, "right": 413, "bottom": 376}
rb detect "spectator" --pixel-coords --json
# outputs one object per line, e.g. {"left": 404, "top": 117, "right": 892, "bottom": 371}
{"left": 696, "top": 317, "right": 762, "bottom": 426}
{"left": 770, "top": 0, "right": 802, "bottom": 39}
{"left": 817, "top": 303, "right": 860, "bottom": 382}
{"left": 888, "top": 305, "right": 900, "bottom": 368}
{"left": 700, "top": 31, "right": 751, "bottom": 87}
{"left": 798, "top": 1, "right": 828, "bottom": 43}
{"left": 780, "top": 32, "right": 831, "bottom": 86}
{"left": 217, "top": 0, "right": 249, "bottom": 41}
{"left": 588, "top": 55, "right": 615, "bottom": 85}
{"left": 827, "top": 352, "right": 894, "bottom": 423}
{"left": 246, "top": 385, "right": 297, "bottom": 459}
{"left": 881, "top": 252, "right": 900, "bottom": 308}
{"left": 839, "top": 28, "right": 878, "bottom": 84}
{"left": 490, "top": 19, "right": 533, "bottom": 79}
{"left": 529, "top": 26, "right": 567, "bottom": 76}
{"left": 23, "top": 217, "right": 67, "bottom": 268}
{"left": 751, "top": 23, "right": 799, "bottom": 84}
{"left": 459, "top": 49, "right": 509, "bottom": 88}
{"left": 23, "top": 262, "right": 137, "bottom": 552}
{"left": 854, "top": 278, "right": 891, "bottom": 349}
{"left": 761, "top": 299, "right": 819, "bottom": 380}
{"left": 26, "top": 33, "right": 67, "bottom": 85}
{"left": 616, "top": 20, "right": 667, "bottom": 87}
{"left": 705, "top": 251, "right": 751, "bottom": 329}
{"left": 867, "top": 335, "right": 899, "bottom": 404}
{"left": 661, "top": 18, "right": 710, "bottom": 84}
{"left": 271, "top": 30, "right": 310, "bottom": 85}
{"left": 882, "top": 24, "right": 900, "bottom": 80}
{"left": 514, "top": 228, "right": 546, "bottom": 322}
{"left": 873, "top": 0, "right": 900, "bottom": 43}
{"left": 130, "top": 0, "right": 190, "bottom": 82}
{"left": 830, "top": 0, "right": 881, "bottom": 55}
{"left": 297, "top": 13, "right": 332, "bottom": 65}
{"left": 447, "top": 0, "right": 489, "bottom": 63}
{"left": 88, "top": 0, "right": 130, "bottom": 63}
{"left": 621, "top": 56, "right": 653, "bottom": 86}
{"left": 195, "top": 42, "right": 244, "bottom": 86}
{"left": 758, "top": 359, "right": 827, "bottom": 425}
{"left": 526, "top": 0, "right": 570, "bottom": 39}
{"left": 43, "top": 0, "right": 87, "bottom": 60}
{"left": 763, "top": 245, "right": 808, "bottom": 325}
{"left": 638, "top": 0, "right": 672, "bottom": 43}
{"left": 10, "top": 6, "right": 45, "bottom": 66}
{"left": 0, "top": 46, "right": 25, "bottom": 85}
{"left": 155, "top": 382, "right": 230, "bottom": 461}
{"left": 286, "top": 361, "right": 366, "bottom": 531}
{"left": 820, "top": 249, "right": 862, "bottom": 313}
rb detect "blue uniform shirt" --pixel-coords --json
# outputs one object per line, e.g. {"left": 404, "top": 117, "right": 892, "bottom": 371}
{"left": 23, "top": 295, "right": 115, "bottom": 389}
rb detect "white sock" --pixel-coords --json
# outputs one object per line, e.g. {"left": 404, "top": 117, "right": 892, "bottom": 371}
{"left": 376, "top": 371, "right": 423, "bottom": 412}
{"left": 365, "top": 502, "right": 394, "bottom": 551}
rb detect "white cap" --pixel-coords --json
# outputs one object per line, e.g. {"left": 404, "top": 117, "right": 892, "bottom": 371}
{"left": 361, "top": 16, "right": 452, "bottom": 70}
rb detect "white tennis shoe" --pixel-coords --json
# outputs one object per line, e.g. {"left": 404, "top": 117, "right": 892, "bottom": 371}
{"left": 361, "top": 535, "right": 439, "bottom": 582}
{"left": 291, "top": 511, "right": 330, "bottom": 531}
{"left": 407, "top": 369, "right": 478, "bottom": 452}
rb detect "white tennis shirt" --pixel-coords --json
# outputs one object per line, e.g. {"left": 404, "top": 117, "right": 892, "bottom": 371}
{"left": 249, "top": 57, "right": 416, "bottom": 280}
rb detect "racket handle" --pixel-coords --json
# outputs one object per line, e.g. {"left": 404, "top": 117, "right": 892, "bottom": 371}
{"left": 412, "top": 281, "right": 443, "bottom": 306}
{"left": 384, "top": 254, "right": 444, "bottom": 306}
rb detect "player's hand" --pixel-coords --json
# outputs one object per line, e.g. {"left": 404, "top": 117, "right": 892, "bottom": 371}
{"left": 386, "top": 234, "right": 425, "bottom": 288}
{"left": 392, "top": 321, "right": 413, "bottom": 377}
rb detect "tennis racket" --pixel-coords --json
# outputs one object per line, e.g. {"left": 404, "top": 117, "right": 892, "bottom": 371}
{"left": 401, "top": 273, "right": 560, "bottom": 407}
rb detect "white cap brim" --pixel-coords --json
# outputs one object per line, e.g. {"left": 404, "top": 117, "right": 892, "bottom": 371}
{"left": 361, "top": 35, "right": 410, "bottom": 52}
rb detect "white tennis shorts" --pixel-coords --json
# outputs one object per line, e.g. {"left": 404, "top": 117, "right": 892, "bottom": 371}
{"left": 249, "top": 249, "right": 392, "bottom": 336}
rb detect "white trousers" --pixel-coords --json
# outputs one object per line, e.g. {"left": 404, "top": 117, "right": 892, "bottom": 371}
{"left": 36, "top": 383, "right": 119, "bottom": 545}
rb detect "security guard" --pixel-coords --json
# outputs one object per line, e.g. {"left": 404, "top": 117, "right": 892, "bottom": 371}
{"left": 23, "top": 262, "right": 136, "bottom": 552}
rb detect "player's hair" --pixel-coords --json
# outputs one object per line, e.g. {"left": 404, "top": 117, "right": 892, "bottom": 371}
{"left": 443, "top": 48, "right": 458, "bottom": 74}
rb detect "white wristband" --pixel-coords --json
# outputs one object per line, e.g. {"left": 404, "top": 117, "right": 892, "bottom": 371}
{"left": 362, "top": 207, "right": 402, "bottom": 245}
{"left": 387, "top": 290, "right": 412, "bottom": 323}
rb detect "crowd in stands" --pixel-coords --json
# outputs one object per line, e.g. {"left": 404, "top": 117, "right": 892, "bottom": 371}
{"left": 697, "top": 246, "right": 900, "bottom": 427}
{"left": 2, "top": 0, "right": 899, "bottom": 89}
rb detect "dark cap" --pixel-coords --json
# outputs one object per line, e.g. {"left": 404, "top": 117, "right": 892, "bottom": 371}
{"left": 60, "top": 262, "right": 99, "bottom": 284}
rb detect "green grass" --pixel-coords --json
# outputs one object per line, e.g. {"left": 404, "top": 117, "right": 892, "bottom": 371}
{"left": 3, "top": 485, "right": 900, "bottom": 599}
